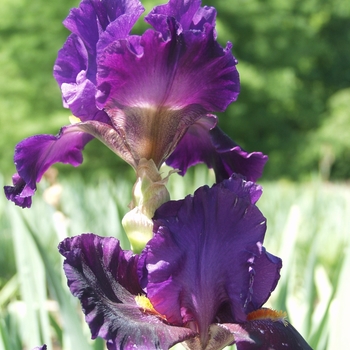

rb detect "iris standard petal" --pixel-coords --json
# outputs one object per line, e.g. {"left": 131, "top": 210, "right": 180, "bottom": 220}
{"left": 98, "top": 20, "right": 238, "bottom": 112}
{"left": 61, "top": 73, "right": 110, "bottom": 121}
{"left": 143, "top": 176, "right": 281, "bottom": 346}
{"left": 59, "top": 234, "right": 195, "bottom": 349}
{"left": 146, "top": 0, "right": 216, "bottom": 35}
{"left": 96, "top": 16, "right": 238, "bottom": 166}
{"left": 166, "top": 116, "right": 268, "bottom": 182}
{"left": 54, "top": 0, "right": 144, "bottom": 120}
{"left": 4, "top": 125, "right": 92, "bottom": 208}
{"left": 57, "top": 0, "right": 144, "bottom": 84}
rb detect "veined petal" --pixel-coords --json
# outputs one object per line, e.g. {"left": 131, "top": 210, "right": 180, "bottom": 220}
{"left": 96, "top": 18, "right": 238, "bottom": 166}
{"left": 59, "top": 234, "right": 195, "bottom": 349}
{"left": 143, "top": 177, "right": 281, "bottom": 347}
{"left": 99, "top": 104, "right": 206, "bottom": 168}
{"left": 183, "top": 324, "right": 235, "bottom": 350}
{"left": 166, "top": 116, "right": 268, "bottom": 182}
{"left": 75, "top": 120, "right": 138, "bottom": 168}
{"left": 4, "top": 125, "right": 93, "bottom": 208}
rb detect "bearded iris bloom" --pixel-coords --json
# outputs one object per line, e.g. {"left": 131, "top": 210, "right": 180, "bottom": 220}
{"left": 4, "top": 0, "right": 267, "bottom": 208}
{"left": 59, "top": 175, "right": 311, "bottom": 350}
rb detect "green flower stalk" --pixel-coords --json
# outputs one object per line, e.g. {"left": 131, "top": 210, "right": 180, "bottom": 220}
{"left": 122, "top": 159, "right": 175, "bottom": 252}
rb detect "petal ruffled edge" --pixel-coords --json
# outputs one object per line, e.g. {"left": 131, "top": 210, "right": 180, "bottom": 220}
{"left": 143, "top": 176, "right": 280, "bottom": 338}
{"left": 166, "top": 116, "right": 268, "bottom": 182}
{"left": 4, "top": 125, "right": 93, "bottom": 208}
{"left": 97, "top": 18, "right": 239, "bottom": 113}
{"left": 58, "top": 234, "right": 195, "bottom": 349}
{"left": 146, "top": 0, "right": 216, "bottom": 36}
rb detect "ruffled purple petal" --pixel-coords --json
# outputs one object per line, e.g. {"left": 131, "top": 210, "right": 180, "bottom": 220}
{"left": 54, "top": 0, "right": 144, "bottom": 120}
{"left": 61, "top": 77, "right": 111, "bottom": 121}
{"left": 54, "top": 34, "right": 88, "bottom": 88}
{"left": 209, "top": 127, "right": 268, "bottom": 182}
{"left": 146, "top": 0, "right": 217, "bottom": 35}
{"left": 59, "top": 234, "right": 195, "bottom": 349}
{"left": 219, "top": 174, "right": 263, "bottom": 205}
{"left": 96, "top": 18, "right": 238, "bottom": 166}
{"left": 4, "top": 173, "right": 33, "bottom": 208}
{"left": 54, "top": 33, "right": 101, "bottom": 118}
{"left": 245, "top": 249, "right": 282, "bottom": 313}
{"left": 4, "top": 125, "right": 93, "bottom": 208}
{"left": 166, "top": 116, "right": 268, "bottom": 182}
{"left": 97, "top": 18, "right": 238, "bottom": 112}
{"left": 143, "top": 177, "right": 281, "bottom": 346}
{"left": 219, "top": 319, "right": 312, "bottom": 350}
{"left": 58, "top": 0, "right": 144, "bottom": 83}
{"left": 97, "top": 3, "right": 144, "bottom": 54}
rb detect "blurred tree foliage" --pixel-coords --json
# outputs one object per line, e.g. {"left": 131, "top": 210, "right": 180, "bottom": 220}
{"left": 1, "top": 0, "right": 350, "bottom": 180}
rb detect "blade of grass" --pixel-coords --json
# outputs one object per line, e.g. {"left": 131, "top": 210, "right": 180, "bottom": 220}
{"left": 0, "top": 310, "right": 23, "bottom": 350}
{"left": 20, "top": 210, "right": 94, "bottom": 350}
{"left": 9, "top": 205, "right": 52, "bottom": 349}
{"left": 328, "top": 246, "right": 350, "bottom": 350}
{"left": 0, "top": 275, "right": 18, "bottom": 308}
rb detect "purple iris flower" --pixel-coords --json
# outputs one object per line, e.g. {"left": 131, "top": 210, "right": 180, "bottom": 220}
{"left": 58, "top": 175, "right": 311, "bottom": 349}
{"left": 4, "top": 0, "right": 267, "bottom": 208}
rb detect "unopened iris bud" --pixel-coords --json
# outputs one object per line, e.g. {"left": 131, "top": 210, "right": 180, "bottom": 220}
{"left": 122, "top": 159, "right": 175, "bottom": 252}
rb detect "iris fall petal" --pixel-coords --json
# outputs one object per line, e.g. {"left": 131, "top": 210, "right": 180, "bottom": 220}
{"left": 59, "top": 234, "right": 195, "bottom": 349}
{"left": 166, "top": 115, "right": 268, "bottom": 182}
{"left": 143, "top": 176, "right": 281, "bottom": 346}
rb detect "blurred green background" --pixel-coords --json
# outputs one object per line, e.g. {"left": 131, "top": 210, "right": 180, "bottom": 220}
{"left": 1, "top": 0, "right": 350, "bottom": 180}
{"left": 1, "top": 0, "right": 350, "bottom": 349}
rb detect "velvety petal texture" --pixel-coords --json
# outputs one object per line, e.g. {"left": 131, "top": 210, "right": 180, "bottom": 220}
{"left": 143, "top": 176, "right": 282, "bottom": 347}
{"left": 219, "top": 318, "right": 313, "bottom": 350}
{"left": 59, "top": 234, "right": 195, "bottom": 349}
